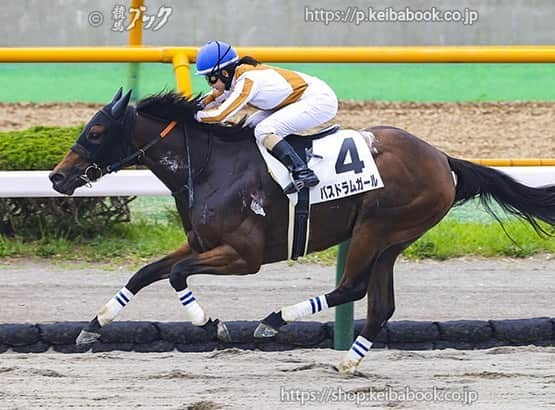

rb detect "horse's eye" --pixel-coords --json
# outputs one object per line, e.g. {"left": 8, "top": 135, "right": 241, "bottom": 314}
{"left": 87, "top": 130, "right": 103, "bottom": 143}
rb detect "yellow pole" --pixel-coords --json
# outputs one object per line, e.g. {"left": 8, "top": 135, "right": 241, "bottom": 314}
{"left": 128, "top": 0, "right": 144, "bottom": 46}
{"left": 172, "top": 53, "right": 192, "bottom": 97}
{"left": 0, "top": 47, "right": 172, "bottom": 62}
{"left": 233, "top": 46, "right": 555, "bottom": 63}
{"left": 4, "top": 46, "right": 555, "bottom": 64}
{"left": 466, "top": 159, "right": 555, "bottom": 166}
{"left": 128, "top": 0, "right": 144, "bottom": 100}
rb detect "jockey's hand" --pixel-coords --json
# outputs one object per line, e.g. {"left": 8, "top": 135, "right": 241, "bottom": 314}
{"left": 194, "top": 111, "right": 204, "bottom": 122}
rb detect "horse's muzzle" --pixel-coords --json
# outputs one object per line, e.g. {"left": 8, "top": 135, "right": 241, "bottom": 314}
{"left": 49, "top": 170, "right": 82, "bottom": 195}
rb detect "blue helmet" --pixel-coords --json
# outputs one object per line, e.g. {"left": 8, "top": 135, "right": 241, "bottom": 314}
{"left": 195, "top": 41, "right": 239, "bottom": 75}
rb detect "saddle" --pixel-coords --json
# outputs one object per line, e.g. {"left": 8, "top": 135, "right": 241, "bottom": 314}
{"left": 286, "top": 124, "right": 341, "bottom": 141}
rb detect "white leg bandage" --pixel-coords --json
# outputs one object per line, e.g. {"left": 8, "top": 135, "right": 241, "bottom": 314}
{"left": 345, "top": 335, "right": 372, "bottom": 361}
{"left": 177, "top": 288, "right": 209, "bottom": 326}
{"left": 337, "top": 335, "right": 373, "bottom": 374}
{"left": 97, "top": 287, "right": 134, "bottom": 327}
{"left": 282, "top": 295, "right": 328, "bottom": 322}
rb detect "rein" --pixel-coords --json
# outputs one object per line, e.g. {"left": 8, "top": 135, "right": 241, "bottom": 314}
{"left": 107, "top": 120, "right": 177, "bottom": 173}
{"left": 81, "top": 110, "right": 213, "bottom": 210}
{"left": 136, "top": 112, "right": 213, "bottom": 208}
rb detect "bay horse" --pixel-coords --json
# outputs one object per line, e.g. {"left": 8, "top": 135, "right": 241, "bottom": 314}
{"left": 49, "top": 88, "right": 555, "bottom": 374}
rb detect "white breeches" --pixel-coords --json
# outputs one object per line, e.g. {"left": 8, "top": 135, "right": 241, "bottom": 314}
{"left": 246, "top": 78, "right": 339, "bottom": 143}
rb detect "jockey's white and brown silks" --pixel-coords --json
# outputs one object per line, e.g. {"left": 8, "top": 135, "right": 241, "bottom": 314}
{"left": 194, "top": 41, "right": 338, "bottom": 194}
{"left": 196, "top": 63, "right": 338, "bottom": 147}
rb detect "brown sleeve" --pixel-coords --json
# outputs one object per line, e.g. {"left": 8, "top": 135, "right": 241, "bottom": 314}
{"left": 200, "top": 88, "right": 224, "bottom": 107}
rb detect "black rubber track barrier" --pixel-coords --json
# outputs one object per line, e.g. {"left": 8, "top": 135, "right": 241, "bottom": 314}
{"left": 0, "top": 318, "right": 553, "bottom": 353}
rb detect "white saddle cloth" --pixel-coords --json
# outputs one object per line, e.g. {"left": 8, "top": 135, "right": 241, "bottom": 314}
{"left": 256, "top": 128, "right": 384, "bottom": 205}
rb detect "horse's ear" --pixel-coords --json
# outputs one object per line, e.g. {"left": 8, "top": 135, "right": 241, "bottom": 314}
{"left": 111, "top": 87, "right": 123, "bottom": 104}
{"left": 111, "top": 89, "right": 132, "bottom": 118}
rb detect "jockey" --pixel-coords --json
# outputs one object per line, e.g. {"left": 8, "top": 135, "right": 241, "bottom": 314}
{"left": 194, "top": 41, "right": 338, "bottom": 194}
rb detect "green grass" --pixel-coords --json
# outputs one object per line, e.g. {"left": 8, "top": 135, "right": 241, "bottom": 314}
{"left": 2, "top": 63, "right": 555, "bottom": 102}
{"left": 302, "top": 219, "right": 555, "bottom": 264}
{"left": 1, "top": 207, "right": 553, "bottom": 266}
{"left": 0, "top": 220, "right": 185, "bottom": 269}
{"left": 403, "top": 220, "right": 555, "bottom": 259}
{"left": 0, "top": 125, "right": 81, "bottom": 170}
{"left": 0, "top": 63, "right": 178, "bottom": 103}
{"left": 281, "top": 63, "right": 555, "bottom": 102}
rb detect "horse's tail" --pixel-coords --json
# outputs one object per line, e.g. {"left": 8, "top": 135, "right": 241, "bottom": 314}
{"left": 447, "top": 156, "right": 555, "bottom": 236}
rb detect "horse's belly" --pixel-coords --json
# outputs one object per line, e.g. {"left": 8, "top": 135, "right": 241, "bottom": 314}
{"left": 261, "top": 195, "right": 361, "bottom": 263}
{"left": 307, "top": 198, "right": 360, "bottom": 252}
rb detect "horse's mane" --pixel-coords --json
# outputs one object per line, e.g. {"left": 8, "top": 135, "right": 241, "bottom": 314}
{"left": 136, "top": 91, "right": 253, "bottom": 141}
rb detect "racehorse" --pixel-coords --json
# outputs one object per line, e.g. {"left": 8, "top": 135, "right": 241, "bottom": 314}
{"left": 49, "top": 88, "right": 555, "bottom": 374}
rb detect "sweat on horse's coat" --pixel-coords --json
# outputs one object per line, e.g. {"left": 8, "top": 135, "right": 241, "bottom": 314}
{"left": 49, "top": 89, "right": 555, "bottom": 375}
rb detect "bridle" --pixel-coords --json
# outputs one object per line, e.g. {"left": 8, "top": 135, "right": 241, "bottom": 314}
{"left": 76, "top": 107, "right": 177, "bottom": 184}
{"left": 77, "top": 108, "right": 213, "bottom": 209}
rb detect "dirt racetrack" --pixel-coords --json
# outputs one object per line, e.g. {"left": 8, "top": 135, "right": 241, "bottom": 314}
{"left": 1, "top": 100, "right": 555, "bottom": 158}
{"left": 1, "top": 257, "right": 554, "bottom": 324}
{"left": 0, "top": 257, "right": 554, "bottom": 409}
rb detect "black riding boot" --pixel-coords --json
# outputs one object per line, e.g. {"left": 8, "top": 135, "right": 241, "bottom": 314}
{"left": 271, "top": 140, "right": 320, "bottom": 194}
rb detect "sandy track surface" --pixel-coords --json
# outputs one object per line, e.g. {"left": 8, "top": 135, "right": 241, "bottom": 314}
{"left": 1, "top": 101, "right": 554, "bottom": 158}
{"left": 0, "top": 347, "right": 553, "bottom": 409}
{"left": 0, "top": 258, "right": 554, "bottom": 409}
{"left": 1, "top": 257, "right": 553, "bottom": 324}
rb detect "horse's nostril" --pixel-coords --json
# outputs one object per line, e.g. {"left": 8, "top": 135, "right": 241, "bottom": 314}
{"left": 50, "top": 172, "right": 66, "bottom": 185}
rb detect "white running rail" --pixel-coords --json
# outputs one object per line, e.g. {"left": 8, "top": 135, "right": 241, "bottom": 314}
{"left": 0, "top": 168, "right": 553, "bottom": 197}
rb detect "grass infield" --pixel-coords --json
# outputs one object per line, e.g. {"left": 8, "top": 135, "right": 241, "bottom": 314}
{"left": 1, "top": 63, "right": 555, "bottom": 102}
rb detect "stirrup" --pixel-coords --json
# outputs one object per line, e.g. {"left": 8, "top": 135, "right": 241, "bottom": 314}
{"left": 283, "top": 173, "right": 319, "bottom": 195}
{"left": 284, "top": 180, "right": 306, "bottom": 195}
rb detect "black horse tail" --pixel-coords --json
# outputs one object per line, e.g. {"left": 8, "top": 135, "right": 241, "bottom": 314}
{"left": 447, "top": 156, "right": 555, "bottom": 237}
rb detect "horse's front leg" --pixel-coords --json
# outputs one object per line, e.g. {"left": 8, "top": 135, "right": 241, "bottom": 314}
{"left": 168, "top": 242, "right": 262, "bottom": 341}
{"left": 76, "top": 244, "right": 193, "bottom": 345}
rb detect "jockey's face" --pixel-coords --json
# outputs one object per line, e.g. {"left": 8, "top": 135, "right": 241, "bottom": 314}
{"left": 207, "top": 70, "right": 229, "bottom": 92}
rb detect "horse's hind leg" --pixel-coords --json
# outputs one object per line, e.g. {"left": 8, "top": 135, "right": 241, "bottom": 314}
{"left": 76, "top": 244, "right": 193, "bottom": 345}
{"left": 255, "top": 224, "right": 383, "bottom": 338}
{"left": 336, "top": 241, "right": 412, "bottom": 374}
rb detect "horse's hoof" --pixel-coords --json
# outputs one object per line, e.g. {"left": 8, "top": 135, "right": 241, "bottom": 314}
{"left": 216, "top": 320, "right": 232, "bottom": 343}
{"left": 335, "top": 359, "right": 359, "bottom": 376}
{"left": 254, "top": 322, "right": 279, "bottom": 338}
{"left": 75, "top": 329, "right": 101, "bottom": 345}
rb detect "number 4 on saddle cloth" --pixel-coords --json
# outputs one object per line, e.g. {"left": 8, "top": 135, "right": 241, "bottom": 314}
{"left": 256, "top": 125, "right": 385, "bottom": 260}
